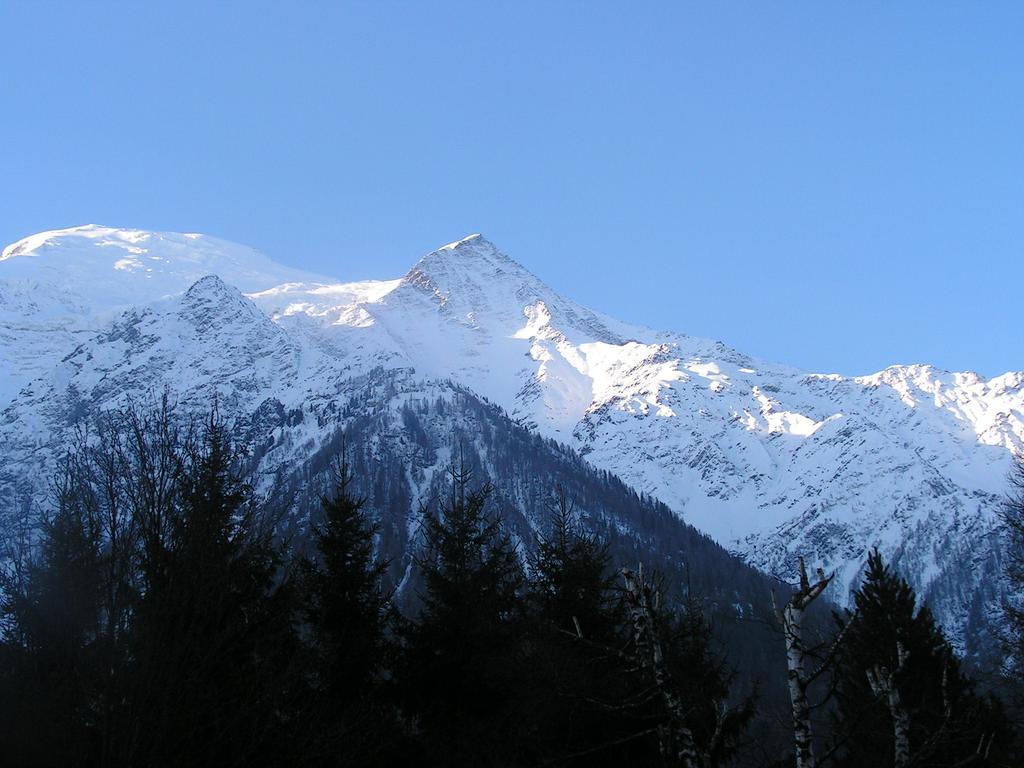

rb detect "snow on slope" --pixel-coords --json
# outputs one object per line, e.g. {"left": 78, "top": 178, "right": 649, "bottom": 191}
{"left": 1, "top": 225, "right": 1021, "bottom": 650}
{"left": 249, "top": 233, "right": 637, "bottom": 432}
{"left": 0, "top": 225, "right": 328, "bottom": 405}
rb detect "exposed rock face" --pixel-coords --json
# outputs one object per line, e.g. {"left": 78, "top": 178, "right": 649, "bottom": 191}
{"left": 1, "top": 225, "right": 1020, "bottom": 655}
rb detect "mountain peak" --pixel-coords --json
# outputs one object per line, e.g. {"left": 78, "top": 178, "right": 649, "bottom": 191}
{"left": 399, "top": 234, "right": 551, "bottom": 317}
{"left": 416, "top": 233, "right": 507, "bottom": 268}
{"left": 183, "top": 273, "right": 234, "bottom": 299}
{"left": 1, "top": 225, "right": 328, "bottom": 294}
{"left": 405, "top": 233, "right": 526, "bottom": 283}
{"left": 0, "top": 224, "right": 144, "bottom": 261}
{"left": 179, "top": 274, "right": 247, "bottom": 318}
{"left": 437, "top": 233, "right": 486, "bottom": 251}
{"left": 180, "top": 274, "right": 270, "bottom": 327}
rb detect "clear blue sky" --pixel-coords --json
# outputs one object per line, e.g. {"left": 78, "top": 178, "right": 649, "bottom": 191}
{"left": 2, "top": 2, "right": 1021, "bottom": 376}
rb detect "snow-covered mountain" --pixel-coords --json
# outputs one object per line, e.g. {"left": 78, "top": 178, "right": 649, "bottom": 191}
{"left": 0, "top": 225, "right": 327, "bottom": 404}
{"left": 1, "top": 225, "right": 1020, "bottom": 653}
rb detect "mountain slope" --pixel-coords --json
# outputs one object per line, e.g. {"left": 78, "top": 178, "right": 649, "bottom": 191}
{"left": 1, "top": 225, "right": 1020, "bottom": 653}
{"left": 0, "top": 225, "right": 327, "bottom": 404}
{"left": 0, "top": 293, "right": 794, "bottom": 706}
{"left": 245, "top": 234, "right": 1023, "bottom": 650}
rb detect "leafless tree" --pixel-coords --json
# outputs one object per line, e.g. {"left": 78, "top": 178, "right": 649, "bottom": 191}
{"left": 771, "top": 557, "right": 853, "bottom": 768}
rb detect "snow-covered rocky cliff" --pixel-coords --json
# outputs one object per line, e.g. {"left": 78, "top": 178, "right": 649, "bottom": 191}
{"left": 1, "top": 225, "right": 1020, "bottom": 652}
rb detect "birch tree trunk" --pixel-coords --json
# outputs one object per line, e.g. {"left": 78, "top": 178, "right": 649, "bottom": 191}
{"left": 783, "top": 599, "right": 814, "bottom": 768}
{"left": 773, "top": 557, "right": 833, "bottom": 768}
{"left": 866, "top": 641, "right": 911, "bottom": 768}
{"left": 622, "top": 567, "right": 701, "bottom": 768}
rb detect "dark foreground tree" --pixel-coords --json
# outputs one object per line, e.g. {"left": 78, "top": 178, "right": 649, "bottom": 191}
{"left": 0, "top": 404, "right": 302, "bottom": 767}
{"left": 1003, "top": 458, "right": 1024, "bottom": 674}
{"left": 832, "top": 551, "right": 1011, "bottom": 768}
{"left": 7, "top": 399, "right": 1016, "bottom": 768}
{"left": 0, "top": 487, "right": 104, "bottom": 766}
{"left": 399, "top": 462, "right": 527, "bottom": 766}
{"left": 999, "top": 456, "right": 1024, "bottom": 760}
{"left": 619, "top": 565, "right": 753, "bottom": 767}
{"left": 770, "top": 557, "right": 850, "bottom": 768}
{"left": 125, "top": 413, "right": 298, "bottom": 767}
{"left": 297, "top": 453, "right": 398, "bottom": 765}
{"left": 523, "top": 491, "right": 635, "bottom": 764}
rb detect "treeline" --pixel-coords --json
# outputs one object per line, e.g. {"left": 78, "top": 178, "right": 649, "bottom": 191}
{"left": 0, "top": 403, "right": 1020, "bottom": 767}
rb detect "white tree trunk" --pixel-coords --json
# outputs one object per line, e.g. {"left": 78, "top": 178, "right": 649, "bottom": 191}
{"left": 623, "top": 567, "right": 701, "bottom": 768}
{"left": 773, "top": 557, "right": 834, "bottom": 768}
{"left": 782, "top": 601, "right": 814, "bottom": 768}
{"left": 866, "top": 641, "right": 911, "bottom": 768}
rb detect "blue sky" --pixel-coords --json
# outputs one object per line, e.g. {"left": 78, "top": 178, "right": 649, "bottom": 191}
{"left": 2, "top": 2, "right": 1021, "bottom": 376}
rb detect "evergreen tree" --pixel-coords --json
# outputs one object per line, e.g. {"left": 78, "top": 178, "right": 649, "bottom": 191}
{"left": 125, "top": 413, "right": 297, "bottom": 767}
{"left": 832, "top": 550, "right": 1010, "bottom": 767}
{"left": 1003, "top": 458, "right": 1024, "bottom": 672}
{"left": 529, "top": 490, "right": 620, "bottom": 642}
{"left": 0, "top": 490, "right": 105, "bottom": 766}
{"left": 1000, "top": 456, "right": 1024, "bottom": 758}
{"left": 399, "top": 461, "right": 526, "bottom": 766}
{"left": 665, "top": 596, "right": 753, "bottom": 766}
{"left": 298, "top": 453, "right": 396, "bottom": 765}
{"left": 0, "top": 404, "right": 314, "bottom": 766}
{"left": 303, "top": 456, "right": 389, "bottom": 698}
{"left": 619, "top": 565, "right": 753, "bottom": 767}
{"left": 523, "top": 491, "right": 638, "bottom": 765}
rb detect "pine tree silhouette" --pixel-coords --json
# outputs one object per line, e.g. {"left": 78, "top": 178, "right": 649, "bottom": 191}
{"left": 127, "top": 412, "right": 295, "bottom": 767}
{"left": 0, "top": 487, "right": 104, "bottom": 765}
{"left": 399, "top": 457, "right": 526, "bottom": 766}
{"left": 297, "top": 448, "right": 399, "bottom": 765}
{"left": 832, "top": 550, "right": 1009, "bottom": 767}
{"left": 522, "top": 489, "right": 638, "bottom": 764}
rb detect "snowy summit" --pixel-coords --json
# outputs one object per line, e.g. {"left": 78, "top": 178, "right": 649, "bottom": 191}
{"left": 1, "top": 225, "right": 1021, "bottom": 649}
